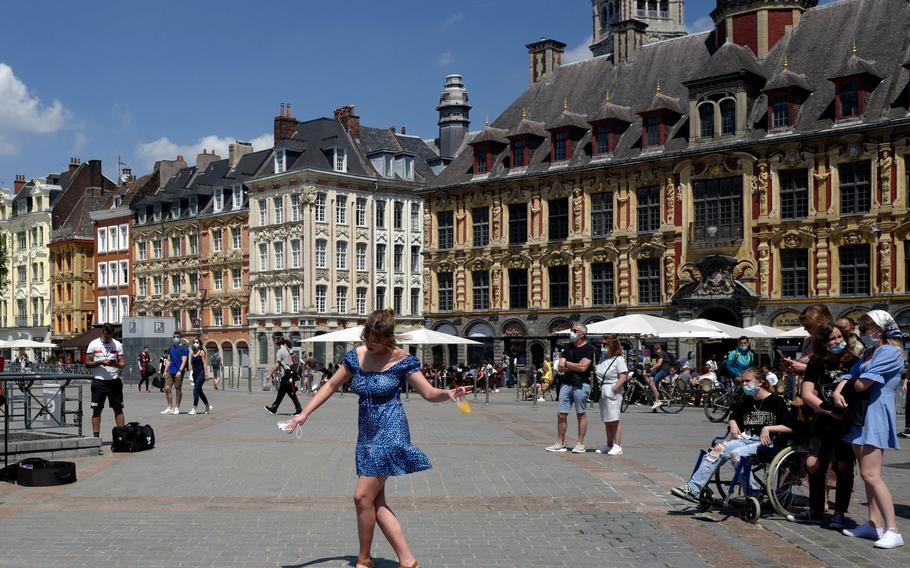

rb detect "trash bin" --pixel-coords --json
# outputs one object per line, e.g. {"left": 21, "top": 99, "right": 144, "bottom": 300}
{"left": 41, "top": 383, "right": 63, "bottom": 425}
{"left": 258, "top": 368, "right": 269, "bottom": 391}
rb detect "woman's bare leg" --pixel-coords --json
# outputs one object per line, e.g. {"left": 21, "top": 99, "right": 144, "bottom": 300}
{"left": 354, "top": 476, "right": 385, "bottom": 565}
{"left": 609, "top": 420, "right": 622, "bottom": 447}
{"left": 374, "top": 485, "right": 417, "bottom": 566}
{"left": 856, "top": 445, "right": 898, "bottom": 531}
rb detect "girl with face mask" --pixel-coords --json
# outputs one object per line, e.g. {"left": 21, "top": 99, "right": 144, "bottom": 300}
{"left": 794, "top": 323, "right": 858, "bottom": 527}
{"left": 188, "top": 339, "right": 212, "bottom": 415}
{"left": 672, "top": 368, "right": 792, "bottom": 503}
{"left": 833, "top": 310, "right": 904, "bottom": 549}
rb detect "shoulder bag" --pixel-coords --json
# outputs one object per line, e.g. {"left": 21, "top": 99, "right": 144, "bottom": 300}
{"left": 589, "top": 357, "right": 617, "bottom": 404}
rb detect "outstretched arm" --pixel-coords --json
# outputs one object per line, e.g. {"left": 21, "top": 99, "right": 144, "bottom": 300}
{"left": 284, "top": 365, "right": 353, "bottom": 429}
{"left": 407, "top": 370, "right": 471, "bottom": 403}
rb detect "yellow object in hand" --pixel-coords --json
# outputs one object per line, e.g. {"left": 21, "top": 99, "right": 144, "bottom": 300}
{"left": 457, "top": 399, "right": 472, "bottom": 414}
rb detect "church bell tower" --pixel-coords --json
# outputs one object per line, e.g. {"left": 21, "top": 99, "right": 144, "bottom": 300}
{"left": 590, "top": 0, "right": 687, "bottom": 58}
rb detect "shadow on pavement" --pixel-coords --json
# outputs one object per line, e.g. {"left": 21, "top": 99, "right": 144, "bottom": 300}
{"left": 285, "top": 556, "right": 399, "bottom": 568}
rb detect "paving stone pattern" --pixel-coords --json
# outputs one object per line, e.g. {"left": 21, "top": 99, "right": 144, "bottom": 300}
{"left": 0, "top": 386, "right": 907, "bottom": 567}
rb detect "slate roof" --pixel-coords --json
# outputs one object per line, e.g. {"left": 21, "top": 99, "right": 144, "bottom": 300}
{"left": 549, "top": 108, "right": 590, "bottom": 130}
{"left": 509, "top": 117, "right": 548, "bottom": 138}
{"left": 52, "top": 190, "right": 114, "bottom": 241}
{"left": 763, "top": 67, "right": 813, "bottom": 93}
{"left": 429, "top": 0, "right": 910, "bottom": 189}
{"left": 688, "top": 41, "right": 764, "bottom": 83}
{"left": 589, "top": 100, "right": 636, "bottom": 124}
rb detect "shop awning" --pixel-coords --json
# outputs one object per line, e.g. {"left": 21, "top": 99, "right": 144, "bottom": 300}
{"left": 54, "top": 327, "right": 104, "bottom": 350}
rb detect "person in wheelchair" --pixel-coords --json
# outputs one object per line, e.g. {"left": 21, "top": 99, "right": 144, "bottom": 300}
{"left": 793, "top": 322, "right": 858, "bottom": 528}
{"left": 672, "top": 367, "right": 792, "bottom": 503}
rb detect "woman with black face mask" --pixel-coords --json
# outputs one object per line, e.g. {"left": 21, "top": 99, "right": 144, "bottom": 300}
{"left": 189, "top": 339, "right": 212, "bottom": 415}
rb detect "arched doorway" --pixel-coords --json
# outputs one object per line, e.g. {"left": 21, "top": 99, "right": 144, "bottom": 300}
{"left": 502, "top": 320, "right": 528, "bottom": 367}
{"left": 236, "top": 342, "right": 249, "bottom": 367}
{"left": 465, "top": 321, "right": 494, "bottom": 365}
{"left": 529, "top": 341, "right": 545, "bottom": 368}
{"left": 221, "top": 341, "right": 234, "bottom": 367}
{"left": 433, "top": 323, "right": 459, "bottom": 367}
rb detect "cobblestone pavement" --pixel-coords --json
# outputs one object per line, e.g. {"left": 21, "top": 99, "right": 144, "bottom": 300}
{"left": 0, "top": 385, "right": 907, "bottom": 567}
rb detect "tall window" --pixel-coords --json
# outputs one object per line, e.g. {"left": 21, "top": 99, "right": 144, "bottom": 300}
{"left": 356, "top": 197, "right": 367, "bottom": 226}
{"left": 290, "top": 285, "right": 301, "bottom": 312}
{"left": 138, "top": 242, "right": 147, "bottom": 261}
{"left": 692, "top": 176, "right": 743, "bottom": 241}
{"left": 553, "top": 131, "right": 568, "bottom": 162}
{"left": 512, "top": 138, "right": 526, "bottom": 168}
{"left": 637, "top": 186, "right": 661, "bottom": 233}
{"left": 646, "top": 115, "right": 661, "bottom": 147}
{"left": 508, "top": 203, "right": 527, "bottom": 244}
{"left": 410, "top": 245, "right": 420, "bottom": 272}
{"left": 212, "top": 307, "right": 224, "bottom": 327}
{"left": 771, "top": 95, "right": 790, "bottom": 129}
{"left": 273, "top": 196, "right": 284, "bottom": 224}
{"left": 548, "top": 198, "right": 569, "bottom": 241}
{"left": 375, "top": 244, "right": 387, "bottom": 271}
{"left": 839, "top": 244, "right": 870, "bottom": 296}
{"left": 356, "top": 288, "right": 367, "bottom": 315}
{"left": 356, "top": 243, "right": 367, "bottom": 270}
{"left": 437, "top": 211, "right": 454, "bottom": 250}
{"left": 410, "top": 288, "right": 420, "bottom": 314}
{"left": 393, "top": 202, "right": 404, "bottom": 229}
{"left": 153, "top": 276, "right": 162, "bottom": 295}
{"left": 509, "top": 269, "right": 528, "bottom": 309}
{"left": 437, "top": 272, "right": 453, "bottom": 311}
{"left": 291, "top": 194, "right": 301, "bottom": 221}
{"left": 315, "top": 239, "right": 327, "bottom": 268}
{"left": 393, "top": 287, "right": 403, "bottom": 314}
{"left": 638, "top": 258, "right": 661, "bottom": 304}
{"left": 189, "top": 234, "right": 198, "bottom": 255}
{"left": 376, "top": 287, "right": 386, "bottom": 309}
{"left": 232, "top": 268, "right": 242, "bottom": 289}
{"left": 474, "top": 145, "right": 488, "bottom": 174}
{"left": 213, "top": 188, "right": 224, "bottom": 212}
{"left": 189, "top": 273, "right": 199, "bottom": 293}
{"left": 838, "top": 81, "right": 859, "bottom": 118}
{"left": 258, "top": 200, "right": 267, "bottom": 226}
{"left": 232, "top": 307, "right": 242, "bottom": 326}
{"left": 839, "top": 161, "right": 871, "bottom": 215}
{"left": 410, "top": 203, "right": 420, "bottom": 231}
{"left": 291, "top": 239, "right": 301, "bottom": 268}
{"left": 274, "top": 242, "right": 284, "bottom": 270}
{"left": 594, "top": 123, "right": 610, "bottom": 155}
{"left": 375, "top": 200, "right": 386, "bottom": 228}
{"left": 336, "top": 196, "right": 347, "bottom": 225}
{"left": 212, "top": 270, "right": 222, "bottom": 291}
{"left": 472, "top": 270, "right": 489, "bottom": 310}
{"left": 334, "top": 148, "right": 347, "bottom": 172}
{"left": 720, "top": 100, "right": 736, "bottom": 135}
{"left": 336, "top": 241, "right": 348, "bottom": 270}
{"left": 548, "top": 265, "right": 569, "bottom": 307}
{"left": 232, "top": 185, "right": 243, "bottom": 209}
{"left": 779, "top": 169, "right": 809, "bottom": 220}
{"left": 153, "top": 239, "right": 162, "bottom": 258}
{"left": 259, "top": 289, "right": 268, "bottom": 314}
{"left": 230, "top": 228, "right": 240, "bottom": 250}
{"left": 315, "top": 285, "right": 327, "bottom": 313}
{"left": 591, "top": 262, "right": 615, "bottom": 306}
{"left": 699, "top": 104, "right": 715, "bottom": 139}
{"left": 472, "top": 207, "right": 489, "bottom": 247}
{"left": 138, "top": 278, "right": 148, "bottom": 297}
{"left": 314, "top": 193, "right": 326, "bottom": 222}
{"left": 259, "top": 243, "right": 268, "bottom": 271}
{"left": 98, "top": 229, "right": 107, "bottom": 253}
{"left": 273, "top": 287, "right": 284, "bottom": 314}
{"left": 780, "top": 249, "right": 809, "bottom": 298}
{"left": 393, "top": 245, "right": 403, "bottom": 272}
{"left": 337, "top": 286, "right": 348, "bottom": 314}
{"left": 592, "top": 192, "right": 613, "bottom": 237}
{"left": 212, "top": 229, "right": 223, "bottom": 252}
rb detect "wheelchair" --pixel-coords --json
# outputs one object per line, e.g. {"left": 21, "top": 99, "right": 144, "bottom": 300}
{"left": 690, "top": 435, "right": 810, "bottom": 523}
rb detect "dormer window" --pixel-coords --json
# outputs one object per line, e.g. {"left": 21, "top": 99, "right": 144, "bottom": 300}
{"left": 837, "top": 80, "right": 860, "bottom": 119}
{"left": 232, "top": 184, "right": 243, "bottom": 209}
{"left": 645, "top": 114, "right": 663, "bottom": 148}
{"left": 589, "top": 99, "right": 633, "bottom": 157}
{"left": 153, "top": 204, "right": 162, "bottom": 222}
{"left": 699, "top": 104, "right": 714, "bottom": 138}
{"left": 474, "top": 144, "right": 490, "bottom": 174}
{"left": 170, "top": 201, "right": 180, "bottom": 219}
{"left": 138, "top": 208, "right": 147, "bottom": 224}
{"left": 334, "top": 147, "right": 347, "bottom": 172}
{"left": 189, "top": 196, "right": 198, "bottom": 216}
{"left": 828, "top": 48, "right": 881, "bottom": 122}
{"left": 213, "top": 187, "right": 224, "bottom": 212}
{"left": 275, "top": 149, "right": 287, "bottom": 173}
{"left": 552, "top": 130, "right": 569, "bottom": 162}
{"left": 511, "top": 138, "right": 526, "bottom": 167}
{"left": 470, "top": 125, "right": 508, "bottom": 175}
{"left": 17, "top": 201, "right": 26, "bottom": 216}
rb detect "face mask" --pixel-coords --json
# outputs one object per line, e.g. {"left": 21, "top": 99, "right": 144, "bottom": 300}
{"left": 828, "top": 342, "right": 847, "bottom": 355}
{"left": 600, "top": 347, "right": 609, "bottom": 355}
{"left": 743, "top": 384, "right": 759, "bottom": 397}
{"left": 193, "top": 342, "right": 200, "bottom": 349}
{"left": 172, "top": 337, "right": 180, "bottom": 345}
{"left": 739, "top": 346, "right": 749, "bottom": 353}
{"left": 569, "top": 332, "right": 578, "bottom": 341}
{"left": 860, "top": 335, "right": 878, "bottom": 348}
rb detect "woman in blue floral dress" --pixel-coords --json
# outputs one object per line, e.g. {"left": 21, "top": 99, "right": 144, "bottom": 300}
{"left": 281, "top": 309, "right": 471, "bottom": 568}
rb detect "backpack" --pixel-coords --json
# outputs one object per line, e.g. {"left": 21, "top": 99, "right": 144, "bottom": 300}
{"left": 112, "top": 422, "right": 156, "bottom": 453}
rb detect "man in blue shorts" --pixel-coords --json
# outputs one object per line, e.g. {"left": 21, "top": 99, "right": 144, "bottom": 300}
{"left": 161, "top": 332, "right": 188, "bottom": 415}
{"left": 546, "top": 323, "right": 594, "bottom": 454}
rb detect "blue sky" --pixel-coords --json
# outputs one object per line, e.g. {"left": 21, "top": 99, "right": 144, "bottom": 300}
{"left": 0, "top": 0, "right": 834, "bottom": 186}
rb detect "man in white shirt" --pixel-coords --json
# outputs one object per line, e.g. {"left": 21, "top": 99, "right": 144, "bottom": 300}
{"left": 85, "top": 323, "right": 126, "bottom": 454}
{"left": 763, "top": 366, "right": 779, "bottom": 387}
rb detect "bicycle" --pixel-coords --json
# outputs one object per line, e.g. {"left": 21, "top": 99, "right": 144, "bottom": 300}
{"left": 620, "top": 365, "right": 687, "bottom": 414}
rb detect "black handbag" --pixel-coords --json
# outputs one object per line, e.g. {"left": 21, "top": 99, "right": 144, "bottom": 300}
{"left": 152, "top": 374, "right": 165, "bottom": 390}
{"left": 842, "top": 379, "right": 869, "bottom": 427}
{"left": 590, "top": 357, "right": 617, "bottom": 404}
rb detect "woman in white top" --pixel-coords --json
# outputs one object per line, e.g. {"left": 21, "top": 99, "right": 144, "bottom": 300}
{"left": 594, "top": 335, "right": 629, "bottom": 456}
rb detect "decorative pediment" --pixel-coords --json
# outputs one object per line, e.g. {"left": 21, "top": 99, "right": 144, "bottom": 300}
{"left": 435, "top": 259, "right": 457, "bottom": 272}
{"left": 541, "top": 249, "right": 572, "bottom": 267}
{"left": 315, "top": 269, "right": 330, "bottom": 281}
{"left": 504, "top": 254, "right": 532, "bottom": 269}
{"left": 772, "top": 143, "right": 814, "bottom": 169}
{"left": 773, "top": 229, "right": 815, "bottom": 249}
{"left": 694, "top": 154, "right": 747, "bottom": 178}
{"left": 468, "top": 258, "right": 493, "bottom": 271}
{"left": 584, "top": 245, "right": 620, "bottom": 263}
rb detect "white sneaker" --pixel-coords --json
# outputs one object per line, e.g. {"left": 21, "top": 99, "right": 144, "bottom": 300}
{"left": 545, "top": 442, "right": 567, "bottom": 452}
{"left": 206, "top": 404, "right": 214, "bottom": 414}
{"left": 874, "top": 530, "right": 904, "bottom": 549}
{"left": 536, "top": 397, "right": 546, "bottom": 402}
{"left": 188, "top": 408, "right": 197, "bottom": 415}
{"left": 160, "top": 407, "right": 173, "bottom": 414}
{"left": 607, "top": 445, "right": 623, "bottom": 456}
{"left": 571, "top": 443, "right": 586, "bottom": 454}
{"left": 843, "top": 522, "right": 885, "bottom": 540}
{"left": 651, "top": 401, "right": 662, "bottom": 410}
{"left": 171, "top": 407, "right": 180, "bottom": 415}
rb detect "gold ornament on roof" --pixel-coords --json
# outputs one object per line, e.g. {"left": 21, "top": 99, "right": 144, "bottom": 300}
{"left": 655, "top": 81, "right": 662, "bottom": 96}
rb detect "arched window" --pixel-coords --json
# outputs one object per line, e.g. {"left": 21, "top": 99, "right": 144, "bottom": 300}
{"left": 719, "top": 100, "right": 736, "bottom": 135}
{"left": 699, "top": 103, "right": 715, "bottom": 139}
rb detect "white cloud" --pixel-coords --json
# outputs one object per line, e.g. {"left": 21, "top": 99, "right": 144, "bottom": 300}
{"left": 135, "top": 132, "right": 272, "bottom": 170}
{"left": 0, "top": 63, "right": 69, "bottom": 155}
{"left": 563, "top": 35, "right": 593, "bottom": 64}
{"left": 686, "top": 16, "right": 714, "bottom": 35}
{"left": 443, "top": 14, "right": 463, "bottom": 27}
{"left": 436, "top": 51, "right": 454, "bottom": 68}
{"left": 73, "top": 132, "right": 88, "bottom": 153}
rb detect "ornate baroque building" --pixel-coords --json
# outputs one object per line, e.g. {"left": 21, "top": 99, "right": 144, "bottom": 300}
{"left": 421, "top": 0, "right": 910, "bottom": 367}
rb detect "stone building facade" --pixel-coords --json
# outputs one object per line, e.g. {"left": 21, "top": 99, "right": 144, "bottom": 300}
{"left": 421, "top": 0, "right": 910, "bottom": 368}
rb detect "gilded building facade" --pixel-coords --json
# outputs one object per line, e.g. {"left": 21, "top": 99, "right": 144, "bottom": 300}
{"left": 421, "top": 0, "right": 910, "bottom": 367}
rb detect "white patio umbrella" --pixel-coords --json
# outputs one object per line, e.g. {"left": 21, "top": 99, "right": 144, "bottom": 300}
{"left": 778, "top": 326, "right": 810, "bottom": 338}
{"left": 300, "top": 325, "right": 365, "bottom": 343}
{"left": 9, "top": 339, "right": 57, "bottom": 349}
{"left": 395, "top": 328, "right": 482, "bottom": 345}
{"left": 742, "top": 324, "right": 790, "bottom": 338}
{"left": 583, "top": 314, "right": 724, "bottom": 338}
{"left": 685, "top": 318, "right": 765, "bottom": 339}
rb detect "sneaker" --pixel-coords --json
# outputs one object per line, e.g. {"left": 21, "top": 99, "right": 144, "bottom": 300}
{"left": 899, "top": 428, "right": 910, "bottom": 439}
{"left": 828, "top": 512, "right": 846, "bottom": 530}
{"left": 537, "top": 397, "right": 546, "bottom": 402}
{"left": 791, "top": 510, "right": 824, "bottom": 525}
{"left": 160, "top": 407, "right": 173, "bottom": 414}
{"left": 874, "top": 530, "right": 904, "bottom": 549}
{"left": 595, "top": 444, "right": 612, "bottom": 454}
{"left": 607, "top": 445, "right": 623, "bottom": 456}
{"left": 671, "top": 485, "right": 699, "bottom": 503}
{"left": 264, "top": 406, "right": 277, "bottom": 415}
{"left": 97, "top": 446, "right": 104, "bottom": 456}
{"left": 843, "top": 521, "right": 885, "bottom": 539}
{"left": 494, "top": 389, "right": 500, "bottom": 393}
{"left": 545, "top": 442, "right": 567, "bottom": 452}
{"left": 651, "top": 401, "right": 662, "bottom": 411}
{"left": 206, "top": 404, "right": 214, "bottom": 414}
{"left": 171, "top": 407, "right": 180, "bottom": 415}
{"left": 188, "top": 408, "right": 197, "bottom": 415}
{"left": 571, "top": 443, "right": 586, "bottom": 454}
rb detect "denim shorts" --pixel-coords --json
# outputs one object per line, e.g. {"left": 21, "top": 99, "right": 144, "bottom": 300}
{"left": 558, "top": 383, "right": 590, "bottom": 414}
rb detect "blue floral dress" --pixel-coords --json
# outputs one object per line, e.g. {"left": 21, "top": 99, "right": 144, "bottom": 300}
{"left": 343, "top": 349, "right": 432, "bottom": 477}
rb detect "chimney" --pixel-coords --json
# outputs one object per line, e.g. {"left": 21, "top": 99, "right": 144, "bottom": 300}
{"left": 389, "top": 126, "right": 396, "bottom": 133}
{"left": 400, "top": 125, "right": 407, "bottom": 135}
{"left": 611, "top": 19, "right": 649, "bottom": 65}
{"left": 526, "top": 37, "right": 566, "bottom": 85}
{"left": 195, "top": 147, "right": 222, "bottom": 173}
{"left": 88, "top": 159, "right": 103, "bottom": 191}
{"left": 274, "top": 102, "right": 299, "bottom": 146}
{"left": 155, "top": 155, "right": 188, "bottom": 190}
{"left": 14, "top": 174, "right": 26, "bottom": 194}
{"left": 334, "top": 105, "right": 361, "bottom": 140}
{"left": 69, "top": 157, "right": 81, "bottom": 173}
{"left": 229, "top": 141, "right": 254, "bottom": 168}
